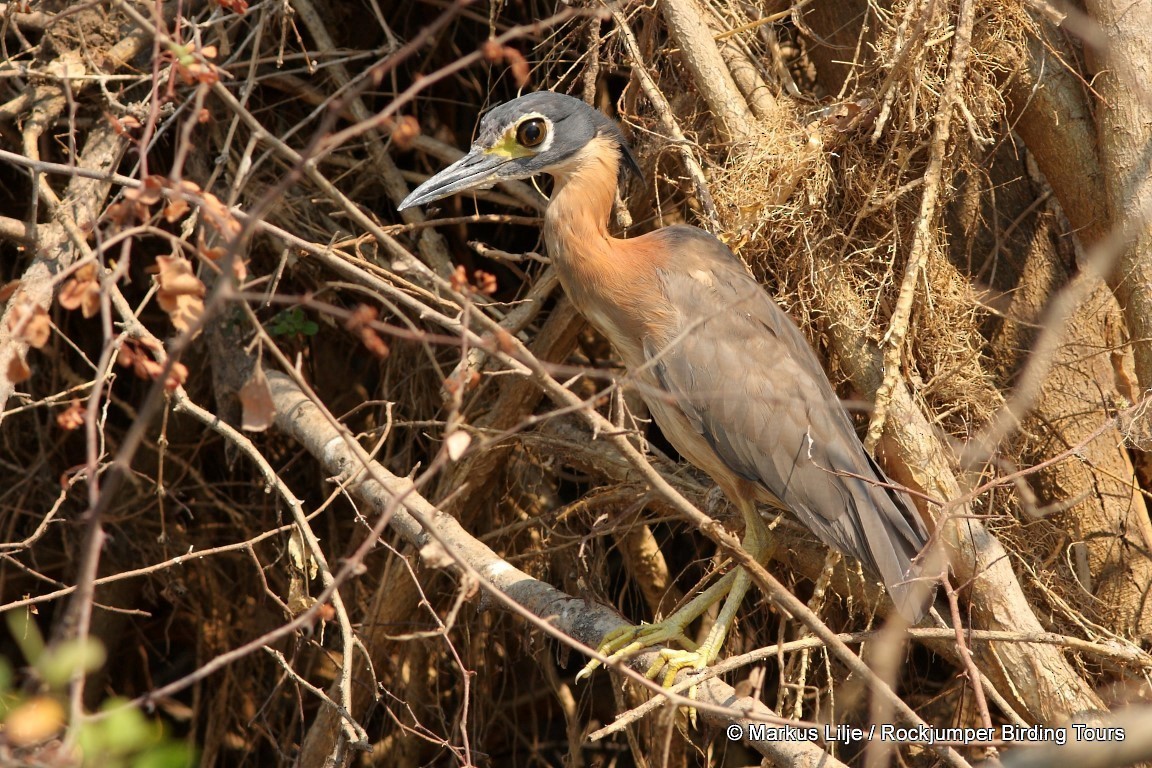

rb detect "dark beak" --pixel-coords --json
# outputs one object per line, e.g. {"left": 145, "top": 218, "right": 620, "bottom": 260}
{"left": 398, "top": 149, "right": 512, "bottom": 211}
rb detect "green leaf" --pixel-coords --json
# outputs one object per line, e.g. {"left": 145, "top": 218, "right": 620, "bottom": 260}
{"left": 0, "top": 656, "right": 12, "bottom": 694}
{"left": 6, "top": 610, "right": 45, "bottom": 664}
{"left": 267, "top": 307, "right": 319, "bottom": 338}
{"left": 132, "top": 742, "right": 197, "bottom": 768}
{"left": 97, "top": 698, "right": 157, "bottom": 754}
{"left": 36, "top": 638, "right": 107, "bottom": 689}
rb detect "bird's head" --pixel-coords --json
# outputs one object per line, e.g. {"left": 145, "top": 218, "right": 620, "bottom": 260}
{"left": 398, "top": 91, "right": 642, "bottom": 211}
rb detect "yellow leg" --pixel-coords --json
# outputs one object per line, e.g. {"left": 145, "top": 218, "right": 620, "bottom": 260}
{"left": 576, "top": 569, "right": 739, "bottom": 681}
{"left": 647, "top": 505, "right": 769, "bottom": 685}
{"left": 578, "top": 500, "right": 771, "bottom": 688}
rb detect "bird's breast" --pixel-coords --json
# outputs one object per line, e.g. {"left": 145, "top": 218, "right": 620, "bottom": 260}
{"left": 547, "top": 232, "right": 752, "bottom": 497}
{"left": 546, "top": 230, "right": 666, "bottom": 357}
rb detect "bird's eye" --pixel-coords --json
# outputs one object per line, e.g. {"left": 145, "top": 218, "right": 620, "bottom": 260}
{"left": 516, "top": 118, "right": 547, "bottom": 148}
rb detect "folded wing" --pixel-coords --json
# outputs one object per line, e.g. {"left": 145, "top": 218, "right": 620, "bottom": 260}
{"left": 646, "top": 226, "right": 936, "bottom": 620}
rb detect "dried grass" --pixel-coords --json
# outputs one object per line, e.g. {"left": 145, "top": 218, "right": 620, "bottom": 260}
{"left": 2, "top": 0, "right": 1150, "bottom": 766}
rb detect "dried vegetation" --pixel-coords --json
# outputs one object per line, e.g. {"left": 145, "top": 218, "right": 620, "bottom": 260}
{"left": 2, "top": 0, "right": 1152, "bottom": 766}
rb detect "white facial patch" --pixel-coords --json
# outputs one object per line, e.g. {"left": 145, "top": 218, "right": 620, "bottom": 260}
{"left": 484, "top": 112, "right": 555, "bottom": 158}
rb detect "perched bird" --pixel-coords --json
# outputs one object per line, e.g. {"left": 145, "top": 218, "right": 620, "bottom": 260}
{"left": 399, "top": 91, "right": 937, "bottom": 679}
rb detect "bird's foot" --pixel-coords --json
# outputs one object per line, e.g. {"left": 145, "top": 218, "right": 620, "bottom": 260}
{"left": 575, "top": 619, "right": 699, "bottom": 682}
{"left": 578, "top": 619, "right": 724, "bottom": 725}
{"left": 646, "top": 646, "right": 718, "bottom": 687}
{"left": 646, "top": 646, "right": 723, "bottom": 726}
{"left": 577, "top": 568, "right": 739, "bottom": 683}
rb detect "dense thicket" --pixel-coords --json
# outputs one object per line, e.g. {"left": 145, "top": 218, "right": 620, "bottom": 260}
{"left": 2, "top": 1, "right": 1152, "bottom": 766}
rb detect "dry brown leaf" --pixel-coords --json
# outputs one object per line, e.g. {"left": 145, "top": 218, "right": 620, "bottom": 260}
{"left": 198, "top": 243, "right": 225, "bottom": 262}
{"left": 288, "top": 526, "right": 318, "bottom": 580}
{"left": 175, "top": 58, "right": 220, "bottom": 86}
{"left": 56, "top": 400, "right": 86, "bottom": 430}
{"left": 239, "top": 363, "right": 275, "bottom": 431}
{"left": 198, "top": 191, "right": 241, "bottom": 242}
{"left": 200, "top": 242, "right": 249, "bottom": 283}
{"left": 116, "top": 344, "right": 137, "bottom": 369}
{"left": 214, "top": 0, "right": 249, "bottom": 16}
{"left": 480, "top": 39, "right": 503, "bottom": 63}
{"left": 105, "top": 200, "right": 149, "bottom": 226}
{"left": 138, "top": 336, "right": 164, "bottom": 354}
{"left": 58, "top": 263, "right": 101, "bottom": 318}
{"left": 4, "top": 696, "right": 65, "bottom": 747}
{"left": 106, "top": 112, "right": 138, "bottom": 138}
{"left": 360, "top": 327, "right": 389, "bottom": 357}
{"left": 8, "top": 303, "right": 51, "bottom": 348}
{"left": 478, "top": 41, "right": 528, "bottom": 86}
{"left": 136, "top": 357, "right": 164, "bottom": 380}
{"left": 504, "top": 47, "right": 529, "bottom": 87}
{"left": 474, "top": 269, "right": 498, "bottom": 295}
{"left": 117, "top": 343, "right": 157, "bottom": 382}
{"left": 155, "top": 255, "right": 206, "bottom": 335}
{"left": 344, "top": 304, "right": 377, "bottom": 331}
{"left": 443, "top": 368, "right": 480, "bottom": 395}
{"left": 6, "top": 354, "right": 31, "bottom": 383}
{"left": 344, "top": 304, "right": 390, "bottom": 358}
{"left": 125, "top": 175, "right": 164, "bottom": 205}
{"left": 155, "top": 255, "right": 204, "bottom": 295}
{"left": 494, "top": 327, "right": 514, "bottom": 353}
{"left": 450, "top": 264, "right": 469, "bottom": 293}
{"left": 165, "top": 361, "right": 189, "bottom": 391}
{"left": 391, "top": 115, "right": 421, "bottom": 150}
{"left": 163, "top": 198, "right": 190, "bottom": 223}
{"left": 116, "top": 340, "right": 188, "bottom": 390}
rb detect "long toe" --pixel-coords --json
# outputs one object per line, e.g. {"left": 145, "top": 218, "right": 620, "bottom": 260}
{"left": 576, "top": 618, "right": 699, "bottom": 681}
{"left": 577, "top": 572, "right": 743, "bottom": 681}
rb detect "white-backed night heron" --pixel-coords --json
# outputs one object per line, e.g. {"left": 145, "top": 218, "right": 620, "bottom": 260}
{"left": 399, "top": 91, "right": 938, "bottom": 683}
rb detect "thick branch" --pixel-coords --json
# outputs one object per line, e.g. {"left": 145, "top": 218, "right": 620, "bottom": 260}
{"left": 823, "top": 269, "right": 1106, "bottom": 722}
{"left": 0, "top": 125, "right": 126, "bottom": 421}
{"left": 254, "top": 365, "right": 845, "bottom": 767}
{"left": 659, "top": 0, "right": 755, "bottom": 142}
{"left": 1084, "top": 0, "right": 1152, "bottom": 399}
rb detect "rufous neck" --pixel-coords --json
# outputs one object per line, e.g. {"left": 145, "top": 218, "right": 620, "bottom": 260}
{"left": 544, "top": 135, "right": 622, "bottom": 257}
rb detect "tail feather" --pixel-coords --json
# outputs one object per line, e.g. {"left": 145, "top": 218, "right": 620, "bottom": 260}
{"left": 856, "top": 456, "right": 941, "bottom": 622}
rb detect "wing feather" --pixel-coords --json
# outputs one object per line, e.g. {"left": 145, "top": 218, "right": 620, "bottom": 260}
{"left": 645, "top": 227, "right": 935, "bottom": 620}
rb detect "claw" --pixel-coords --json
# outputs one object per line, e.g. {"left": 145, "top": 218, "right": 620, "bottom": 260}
{"left": 647, "top": 648, "right": 715, "bottom": 727}
{"left": 576, "top": 621, "right": 696, "bottom": 681}
{"left": 576, "top": 502, "right": 772, "bottom": 727}
{"left": 577, "top": 568, "right": 743, "bottom": 682}
{"left": 577, "top": 561, "right": 756, "bottom": 727}
{"left": 578, "top": 621, "right": 715, "bottom": 727}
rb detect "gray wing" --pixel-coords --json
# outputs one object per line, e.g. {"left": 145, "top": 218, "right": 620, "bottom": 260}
{"left": 646, "top": 227, "right": 933, "bottom": 620}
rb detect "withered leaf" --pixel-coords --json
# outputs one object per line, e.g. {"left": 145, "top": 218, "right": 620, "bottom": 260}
{"left": 6, "top": 354, "right": 31, "bottom": 384}
{"left": 239, "top": 363, "right": 275, "bottom": 432}
{"left": 58, "top": 264, "right": 101, "bottom": 318}
{"left": 8, "top": 303, "right": 51, "bottom": 348}
{"left": 56, "top": 400, "right": 85, "bottom": 430}
{"left": 155, "top": 255, "right": 206, "bottom": 335}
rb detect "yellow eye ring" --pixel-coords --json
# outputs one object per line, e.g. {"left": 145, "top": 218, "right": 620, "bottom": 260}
{"left": 516, "top": 118, "right": 547, "bottom": 148}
